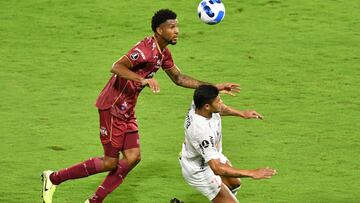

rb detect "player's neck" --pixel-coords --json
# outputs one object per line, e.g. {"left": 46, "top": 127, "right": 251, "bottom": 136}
{"left": 153, "top": 34, "right": 168, "bottom": 51}
{"left": 195, "top": 108, "right": 212, "bottom": 119}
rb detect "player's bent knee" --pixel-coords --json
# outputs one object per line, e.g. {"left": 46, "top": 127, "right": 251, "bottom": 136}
{"left": 123, "top": 148, "right": 141, "bottom": 167}
{"left": 230, "top": 178, "right": 241, "bottom": 190}
{"left": 103, "top": 158, "right": 118, "bottom": 171}
{"left": 222, "top": 177, "right": 241, "bottom": 191}
{"left": 128, "top": 153, "right": 141, "bottom": 166}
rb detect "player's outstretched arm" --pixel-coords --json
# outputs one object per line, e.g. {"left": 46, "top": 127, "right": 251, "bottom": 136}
{"left": 111, "top": 56, "right": 160, "bottom": 93}
{"left": 208, "top": 159, "right": 276, "bottom": 179}
{"left": 165, "top": 65, "right": 209, "bottom": 89}
{"left": 220, "top": 104, "right": 263, "bottom": 119}
{"left": 165, "top": 65, "right": 240, "bottom": 94}
{"left": 165, "top": 65, "right": 240, "bottom": 96}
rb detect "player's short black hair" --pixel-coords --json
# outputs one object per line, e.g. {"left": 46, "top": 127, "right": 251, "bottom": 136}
{"left": 151, "top": 9, "right": 177, "bottom": 32}
{"left": 170, "top": 198, "right": 184, "bottom": 203}
{"left": 193, "top": 85, "right": 219, "bottom": 109}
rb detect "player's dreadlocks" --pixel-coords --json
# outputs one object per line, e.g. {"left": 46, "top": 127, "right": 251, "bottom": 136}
{"left": 151, "top": 9, "right": 177, "bottom": 32}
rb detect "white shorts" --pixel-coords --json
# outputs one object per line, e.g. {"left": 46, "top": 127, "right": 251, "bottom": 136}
{"left": 179, "top": 156, "right": 228, "bottom": 201}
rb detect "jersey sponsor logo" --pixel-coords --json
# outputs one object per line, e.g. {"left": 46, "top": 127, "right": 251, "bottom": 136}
{"left": 130, "top": 52, "right": 139, "bottom": 60}
{"left": 209, "top": 136, "right": 215, "bottom": 147}
{"left": 200, "top": 157, "right": 206, "bottom": 169}
{"left": 201, "top": 140, "right": 210, "bottom": 148}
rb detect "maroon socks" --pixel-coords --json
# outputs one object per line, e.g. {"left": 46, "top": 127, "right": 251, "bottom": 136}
{"left": 89, "top": 159, "right": 131, "bottom": 203}
{"left": 50, "top": 157, "right": 102, "bottom": 185}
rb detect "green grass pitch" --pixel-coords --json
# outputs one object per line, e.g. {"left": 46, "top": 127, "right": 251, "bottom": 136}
{"left": 1, "top": 0, "right": 359, "bottom": 202}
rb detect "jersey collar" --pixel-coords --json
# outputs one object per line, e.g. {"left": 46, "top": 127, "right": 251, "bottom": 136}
{"left": 152, "top": 36, "right": 165, "bottom": 54}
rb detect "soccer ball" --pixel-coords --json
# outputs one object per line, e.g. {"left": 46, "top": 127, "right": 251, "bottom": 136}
{"left": 197, "top": 0, "right": 225, "bottom": 25}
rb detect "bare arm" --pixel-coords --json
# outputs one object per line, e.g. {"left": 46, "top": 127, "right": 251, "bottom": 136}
{"left": 164, "top": 65, "right": 210, "bottom": 89}
{"left": 111, "top": 56, "right": 160, "bottom": 93}
{"left": 220, "top": 104, "right": 263, "bottom": 119}
{"left": 208, "top": 159, "right": 276, "bottom": 179}
{"left": 165, "top": 65, "right": 241, "bottom": 95}
{"left": 111, "top": 56, "right": 143, "bottom": 82}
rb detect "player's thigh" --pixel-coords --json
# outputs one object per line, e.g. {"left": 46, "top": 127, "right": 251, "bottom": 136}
{"left": 98, "top": 110, "right": 127, "bottom": 149}
{"left": 121, "top": 119, "right": 141, "bottom": 166}
{"left": 99, "top": 110, "right": 123, "bottom": 158}
{"left": 123, "top": 131, "right": 140, "bottom": 151}
{"left": 122, "top": 130, "right": 141, "bottom": 165}
{"left": 212, "top": 183, "right": 238, "bottom": 203}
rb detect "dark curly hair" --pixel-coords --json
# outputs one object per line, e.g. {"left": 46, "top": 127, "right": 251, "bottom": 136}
{"left": 151, "top": 9, "right": 177, "bottom": 32}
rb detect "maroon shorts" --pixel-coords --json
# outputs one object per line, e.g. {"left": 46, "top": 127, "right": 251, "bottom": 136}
{"left": 99, "top": 109, "right": 140, "bottom": 158}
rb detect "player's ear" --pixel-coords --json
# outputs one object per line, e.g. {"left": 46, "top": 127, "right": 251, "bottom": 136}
{"left": 156, "top": 27, "right": 163, "bottom": 35}
{"left": 204, "top": 104, "right": 210, "bottom": 111}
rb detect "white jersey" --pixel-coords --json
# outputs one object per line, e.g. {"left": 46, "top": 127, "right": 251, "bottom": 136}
{"left": 180, "top": 103, "right": 224, "bottom": 173}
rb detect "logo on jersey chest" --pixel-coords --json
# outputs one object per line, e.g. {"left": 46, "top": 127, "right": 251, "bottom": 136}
{"left": 130, "top": 48, "right": 146, "bottom": 61}
{"left": 209, "top": 136, "right": 215, "bottom": 147}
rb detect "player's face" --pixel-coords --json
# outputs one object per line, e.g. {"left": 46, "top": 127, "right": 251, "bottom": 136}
{"left": 159, "top": 19, "right": 179, "bottom": 45}
{"left": 209, "top": 96, "right": 223, "bottom": 113}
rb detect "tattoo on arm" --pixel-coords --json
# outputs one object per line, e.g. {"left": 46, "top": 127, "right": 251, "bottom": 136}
{"left": 220, "top": 105, "right": 244, "bottom": 117}
{"left": 220, "top": 105, "right": 233, "bottom": 116}
{"left": 176, "top": 74, "right": 210, "bottom": 89}
{"left": 165, "top": 66, "right": 211, "bottom": 89}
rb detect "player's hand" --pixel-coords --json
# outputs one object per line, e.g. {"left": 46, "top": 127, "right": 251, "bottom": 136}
{"left": 141, "top": 78, "right": 160, "bottom": 93}
{"left": 216, "top": 83, "right": 240, "bottom": 96}
{"left": 251, "top": 167, "right": 277, "bottom": 179}
{"left": 242, "top": 110, "right": 263, "bottom": 119}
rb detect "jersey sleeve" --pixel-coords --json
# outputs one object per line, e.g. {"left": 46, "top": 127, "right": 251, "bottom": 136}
{"left": 125, "top": 42, "right": 150, "bottom": 67}
{"left": 189, "top": 123, "right": 220, "bottom": 163}
{"left": 161, "top": 48, "right": 175, "bottom": 70}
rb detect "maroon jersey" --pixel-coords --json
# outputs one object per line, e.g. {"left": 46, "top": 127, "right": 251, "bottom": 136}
{"left": 95, "top": 36, "right": 175, "bottom": 120}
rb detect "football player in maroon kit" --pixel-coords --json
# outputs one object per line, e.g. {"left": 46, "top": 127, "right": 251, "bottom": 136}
{"left": 42, "top": 9, "right": 239, "bottom": 203}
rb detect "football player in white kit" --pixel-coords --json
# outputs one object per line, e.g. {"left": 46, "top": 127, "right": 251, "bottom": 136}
{"left": 179, "top": 85, "right": 277, "bottom": 203}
